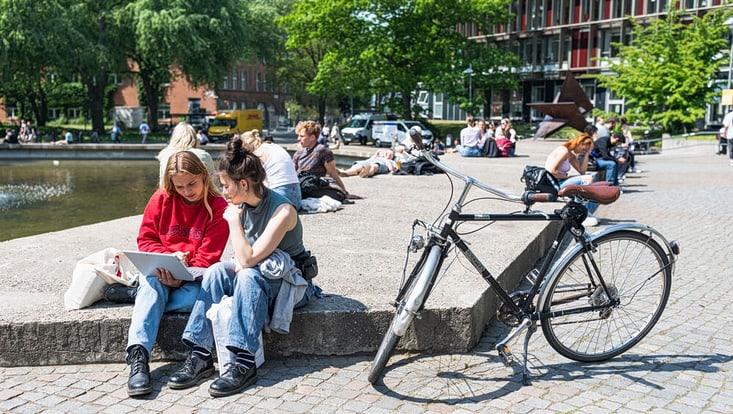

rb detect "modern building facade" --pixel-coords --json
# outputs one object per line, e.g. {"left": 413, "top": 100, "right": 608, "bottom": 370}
{"left": 422, "top": 0, "right": 730, "bottom": 129}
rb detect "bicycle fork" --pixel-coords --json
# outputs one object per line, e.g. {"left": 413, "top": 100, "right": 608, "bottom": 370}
{"left": 392, "top": 245, "right": 443, "bottom": 336}
{"left": 495, "top": 317, "right": 537, "bottom": 385}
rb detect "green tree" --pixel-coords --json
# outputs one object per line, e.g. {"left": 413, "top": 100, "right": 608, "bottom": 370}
{"left": 595, "top": 4, "right": 733, "bottom": 133}
{"left": 0, "top": 0, "right": 74, "bottom": 125}
{"left": 61, "top": 0, "right": 128, "bottom": 135}
{"left": 117, "top": 0, "right": 252, "bottom": 131}
{"left": 280, "top": 0, "right": 515, "bottom": 120}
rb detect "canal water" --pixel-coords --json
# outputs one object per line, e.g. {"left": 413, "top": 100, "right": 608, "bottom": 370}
{"left": 0, "top": 159, "right": 159, "bottom": 241}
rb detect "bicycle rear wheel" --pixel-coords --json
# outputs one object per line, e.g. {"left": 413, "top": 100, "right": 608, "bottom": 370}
{"left": 368, "top": 245, "right": 442, "bottom": 384}
{"left": 540, "top": 230, "right": 672, "bottom": 362}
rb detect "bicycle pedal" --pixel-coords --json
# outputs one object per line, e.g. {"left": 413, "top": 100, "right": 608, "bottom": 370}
{"left": 496, "top": 344, "right": 514, "bottom": 367}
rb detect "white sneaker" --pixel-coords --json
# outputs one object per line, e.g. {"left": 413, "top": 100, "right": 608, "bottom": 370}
{"left": 583, "top": 215, "right": 600, "bottom": 227}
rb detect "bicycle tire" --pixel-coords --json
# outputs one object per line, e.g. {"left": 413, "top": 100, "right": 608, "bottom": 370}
{"left": 368, "top": 246, "right": 441, "bottom": 384}
{"left": 540, "top": 230, "right": 672, "bottom": 362}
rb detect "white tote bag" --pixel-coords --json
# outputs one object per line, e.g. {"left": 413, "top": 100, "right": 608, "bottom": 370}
{"left": 64, "top": 248, "right": 140, "bottom": 310}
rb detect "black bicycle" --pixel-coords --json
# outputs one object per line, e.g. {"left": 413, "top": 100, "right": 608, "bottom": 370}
{"left": 368, "top": 130, "right": 679, "bottom": 385}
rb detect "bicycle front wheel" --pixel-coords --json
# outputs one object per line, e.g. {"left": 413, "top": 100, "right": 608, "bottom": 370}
{"left": 368, "top": 245, "right": 442, "bottom": 384}
{"left": 540, "top": 230, "right": 672, "bottom": 362}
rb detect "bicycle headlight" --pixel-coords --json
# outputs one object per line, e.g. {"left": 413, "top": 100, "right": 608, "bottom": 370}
{"left": 409, "top": 235, "right": 425, "bottom": 252}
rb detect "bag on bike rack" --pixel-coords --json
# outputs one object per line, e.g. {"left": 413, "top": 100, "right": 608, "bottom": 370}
{"left": 520, "top": 165, "right": 559, "bottom": 195}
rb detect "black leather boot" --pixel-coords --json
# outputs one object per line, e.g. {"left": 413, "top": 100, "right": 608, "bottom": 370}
{"left": 168, "top": 351, "right": 214, "bottom": 390}
{"left": 104, "top": 283, "right": 137, "bottom": 304}
{"left": 126, "top": 345, "right": 151, "bottom": 397}
{"left": 209, "top": 363, "right": 257, "bottom": 397}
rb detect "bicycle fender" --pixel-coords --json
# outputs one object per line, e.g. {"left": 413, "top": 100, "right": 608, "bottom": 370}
{"left": 537, "top": 223, "right": 678, "bottom": 307}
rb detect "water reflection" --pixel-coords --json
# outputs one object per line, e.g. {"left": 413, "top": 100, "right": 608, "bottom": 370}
{"left": 0, "top": 160, "right": 159, "bottom": 241}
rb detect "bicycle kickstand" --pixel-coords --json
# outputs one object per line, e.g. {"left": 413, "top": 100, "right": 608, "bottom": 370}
{"left": 520, "top": 321, "right": 537, "bottom": 386}
{"left": 495, "top": 317, "right": 538, "bottom": 385}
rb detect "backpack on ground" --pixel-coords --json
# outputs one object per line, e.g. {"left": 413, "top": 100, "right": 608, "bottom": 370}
{"left": 298, "top": 172, "right": 347, "bottom": 202}
{"left": 483, "top": 138, "right": 499, "bottom": 157}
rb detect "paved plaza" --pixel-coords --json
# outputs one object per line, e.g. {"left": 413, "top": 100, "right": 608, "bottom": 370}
{"left": 1, "top": 139, "right": 731, "bottom": 413}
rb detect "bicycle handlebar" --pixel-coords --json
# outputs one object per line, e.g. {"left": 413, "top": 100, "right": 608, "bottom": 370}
{"left": 407, "top": 127, "right": 524, "bottom": 203}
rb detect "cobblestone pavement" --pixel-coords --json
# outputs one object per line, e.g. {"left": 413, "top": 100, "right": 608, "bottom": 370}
{"left": 2, "top": 142, "right": 732, "bottom": 413}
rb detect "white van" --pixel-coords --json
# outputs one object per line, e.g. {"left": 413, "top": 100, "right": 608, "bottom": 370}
{"left": 341, "top": 113, "right": 388, "bottom": 145}
{"left": 372, "top": 120, "right": 434, "bottom": 148}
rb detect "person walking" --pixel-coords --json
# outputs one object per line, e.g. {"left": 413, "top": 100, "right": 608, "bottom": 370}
{"left": 139, "top": 122, "right": 150, "bottom": 144}
{"left": 723, "top": 106, "right": 733, "bottom": 166}
{"left": 111, "top": 123, "right": 122, "bottom": 143}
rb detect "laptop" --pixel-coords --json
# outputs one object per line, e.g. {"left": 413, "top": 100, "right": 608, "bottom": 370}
{"left": 123, "top": 251, "right": 196, "bottom": 281}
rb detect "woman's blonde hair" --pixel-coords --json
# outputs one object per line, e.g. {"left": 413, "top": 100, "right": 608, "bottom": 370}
{"left": 563, "top": 133, "right": 593, "bottom": 150}
{"left": 163, "top": 151, "right": 221, "bottom": 219}
{"left": 157, "top": 122, "right": 199, "bottom": 161}
{"left": 239, "top": 129, "right": 263, "bottom": 152}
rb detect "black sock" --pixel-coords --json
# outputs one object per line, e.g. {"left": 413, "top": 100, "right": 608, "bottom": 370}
{"left": 235, "top": 350, "right": 256, "bottom": 370}
{"left": 192, "top": 346, "right": 211, "bottom": 359}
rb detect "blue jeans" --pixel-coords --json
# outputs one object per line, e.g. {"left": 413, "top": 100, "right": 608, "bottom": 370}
{"left": 272, "top": 183, "right": 302, "bottom": 210}
{"left": 457, "top": 145, "right": 482, "bottom": 157}
{"left": 559, "top": 175, "right": 598, "bottom": 214}
{"left": 182, "top": 261, "right": 313, "bottom": 354}
{"left": 594, "top": 158, "right": 619, "bottom": 186}
{"left": 126, "top": 274, "right": 202, "bottom": 354}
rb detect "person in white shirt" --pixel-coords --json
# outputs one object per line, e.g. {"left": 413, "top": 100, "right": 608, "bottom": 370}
{"left": 241, "top": 129, "right": 302, "bottom": 208}
{"left": 722, "top": 107, "right": 733, "bottom": 166}
{"left": 139, "top": 122, "right": 150, "bottom": 143}
{"left": 455, "top": 116, "right": 485, "bottom": 157}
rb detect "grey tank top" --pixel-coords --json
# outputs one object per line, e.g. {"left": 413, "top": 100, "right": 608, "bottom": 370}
{"left": 241, "top": 188, "right": 305, "bottom": 258}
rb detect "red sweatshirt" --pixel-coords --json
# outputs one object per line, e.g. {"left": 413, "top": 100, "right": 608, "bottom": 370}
{"left": 137, "top": 189, "right": 229, "bottom": 268}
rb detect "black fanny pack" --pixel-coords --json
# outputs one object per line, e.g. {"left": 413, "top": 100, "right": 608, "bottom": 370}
{"left": 292, "top": 250, "right": 318, "bottom": 280}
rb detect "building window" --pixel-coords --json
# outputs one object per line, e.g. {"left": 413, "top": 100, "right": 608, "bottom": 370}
{"left": 158, "top": 104, "right": 171, "bottom": 120}
{"left": 491, "top": 92, "right": 503, "bottom": 119}
{"left": 48, "top": 108, "right": 61, "bottom": 120}
{"left": 531, "top": 85, "right": 545, "bottom": 120}
{"left": 67, "top": 108, "right": 81, "bottom": 119}
{"left": 256, "top": 72, "right": 261, "bottom": 92}
{"left": 542, "top": 35, "right": 560, "bottom": 65}
{"left": 231, "top": 71, "right": 238, "bottom": 90}
{"left": 592, "top": 0, "right": 600, "bottom": 20}
{"left": 107, "top": 73, "right": 120, "bottom": 85}
{"left": 510, "top": 90, "right": 523, "bottom": 119}
{"left": 432, "top": 93, "right": 444, "bottom": 119}
{"left": 241, "top": 71, "right": 247, "bottom": 91}
{"left": 222, "top": 76, "right": 229, "bottom": 90}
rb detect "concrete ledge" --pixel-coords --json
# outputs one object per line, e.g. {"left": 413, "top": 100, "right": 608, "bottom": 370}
{"left": 0, "top": 141, "right": 562, "bottom": 366}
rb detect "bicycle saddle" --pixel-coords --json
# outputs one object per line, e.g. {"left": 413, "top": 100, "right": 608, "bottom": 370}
{"left": 558, "top": 181, "right": 621, "bottom": 205}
